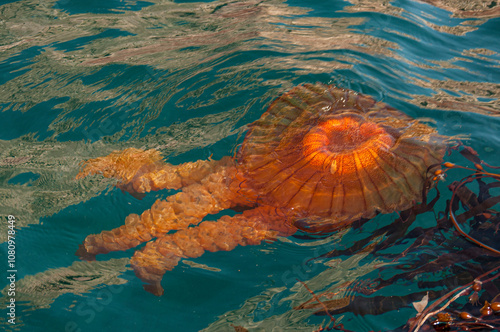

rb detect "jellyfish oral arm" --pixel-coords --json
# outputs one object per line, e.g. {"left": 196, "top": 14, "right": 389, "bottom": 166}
{"left": 76, "top": 147, "right": 227, "bottom": 193}
{"left": 76, "top": 153, "right": 239, "bottom": 260}
{"left": 130, "top": 206, "right": 296, "bottom": 296}
{"left": 75, "top": 148, "right": 297, "bottom": 296}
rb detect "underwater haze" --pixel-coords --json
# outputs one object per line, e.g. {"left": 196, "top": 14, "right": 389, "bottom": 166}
{"left": 0, "top": 0, "right": 500, "bottom": 331}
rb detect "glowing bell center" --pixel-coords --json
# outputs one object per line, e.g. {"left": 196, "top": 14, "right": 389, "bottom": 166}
{"left": 302, "top": 114, "right": 395, "bottom": 174}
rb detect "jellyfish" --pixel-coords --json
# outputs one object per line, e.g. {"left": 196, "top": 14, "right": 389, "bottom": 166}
{"left": 76, "top": 83, "right": 447, "bottom": 295}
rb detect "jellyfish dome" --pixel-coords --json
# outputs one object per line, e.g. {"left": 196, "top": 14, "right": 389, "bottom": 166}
{"left": 238, "top": 83, "right": 446, "bottom": 223}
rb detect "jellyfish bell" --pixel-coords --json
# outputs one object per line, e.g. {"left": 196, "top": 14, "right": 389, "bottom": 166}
{"left": 238, "top": 84, "right": 448, "bottom": 225}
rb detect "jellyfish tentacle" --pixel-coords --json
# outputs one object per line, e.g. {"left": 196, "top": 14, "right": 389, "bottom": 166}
{"left": 77, "top": 163, "right": 239, "bottom": 260}
{"left": 76, "top": 147, "right": 230, "bottom": 193}
{"left": 130, "top": 206, "right": 296, "bottom": 296}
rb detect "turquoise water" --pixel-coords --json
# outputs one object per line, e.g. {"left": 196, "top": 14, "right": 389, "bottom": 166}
{"left": 0, "top": 0, "right": 499, "bottom": 331}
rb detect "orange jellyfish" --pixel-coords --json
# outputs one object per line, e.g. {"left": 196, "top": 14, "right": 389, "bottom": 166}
{"left": 76, "top": 83, "right": 447, "bottom": 295}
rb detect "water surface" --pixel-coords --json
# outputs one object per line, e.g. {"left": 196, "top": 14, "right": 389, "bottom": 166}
{"left": 0, "top": 0, "right": 499, "bottom": 331}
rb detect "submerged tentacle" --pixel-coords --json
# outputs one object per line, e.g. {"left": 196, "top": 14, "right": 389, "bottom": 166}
{"left": 76, "top": 148, "right": 230, "bottom": 193}
{"left": 130, "top": 206, "right": 296, "bottom": 296}
{"left": 77, "top": 162, "right": 239, "bottom": 260}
